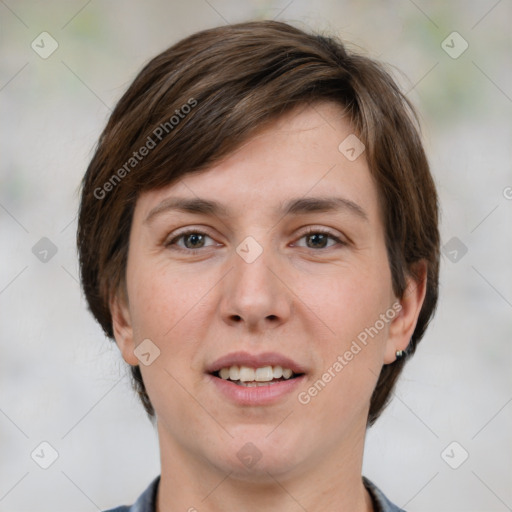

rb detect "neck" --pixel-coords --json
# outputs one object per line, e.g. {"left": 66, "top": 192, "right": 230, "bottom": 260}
{"left": 155, "top": 420, "right": 374, "bottom": 512}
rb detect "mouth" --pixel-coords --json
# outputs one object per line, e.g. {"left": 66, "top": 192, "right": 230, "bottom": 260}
{"left": 205, "top": 351, "right": 307, "bottom": 405}
{"left": 210, "top": 364, "right": 305, "bottom": 387}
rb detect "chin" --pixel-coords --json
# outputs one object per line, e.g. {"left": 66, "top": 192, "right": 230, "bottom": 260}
{"left": 208, "top": 428, "right": 305, "bottom": 479}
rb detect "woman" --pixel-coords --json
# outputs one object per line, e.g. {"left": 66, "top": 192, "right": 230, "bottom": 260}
{"left": 77, "top": 20, "right": 440, "bottom": 512}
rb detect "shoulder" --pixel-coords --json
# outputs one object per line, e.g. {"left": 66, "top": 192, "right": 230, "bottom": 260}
{"left": 102, "top": 475, "right": 160, "bottom": 512}
{"left": 363, "top": 476, "right": 406, "bottom": 512}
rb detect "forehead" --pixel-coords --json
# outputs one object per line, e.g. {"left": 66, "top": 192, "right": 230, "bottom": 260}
{"left": 133, "top": 102, "right": 381, "bottom": 228}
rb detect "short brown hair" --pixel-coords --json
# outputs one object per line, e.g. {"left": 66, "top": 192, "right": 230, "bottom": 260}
{"left": 77, "top": 20, "right": 440, "bottom": 426}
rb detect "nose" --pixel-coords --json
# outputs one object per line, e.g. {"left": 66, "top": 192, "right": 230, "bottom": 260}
{"left": 219, "top": 239, "right": 292, "bottom": 332}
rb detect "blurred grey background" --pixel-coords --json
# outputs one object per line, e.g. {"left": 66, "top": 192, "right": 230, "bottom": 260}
{"left": 1, "top": 1, "right": 511, "bottom": 511}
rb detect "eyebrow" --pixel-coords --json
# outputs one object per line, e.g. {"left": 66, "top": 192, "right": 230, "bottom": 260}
{"left": 144, "top": 195, "right": 369, "bottom": 224}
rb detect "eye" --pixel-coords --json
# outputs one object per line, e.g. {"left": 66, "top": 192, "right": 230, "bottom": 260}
{"left": 165, "top": 230, "right": 217, "bottom": 252}
{"left": 294, "top": 228, "right": 346, "bottom": 250}
{"left": 165, "top": 227, "right": 346, "bottom": 253}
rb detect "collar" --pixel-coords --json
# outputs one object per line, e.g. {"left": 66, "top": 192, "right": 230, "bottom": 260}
{"left": 104, "top": 474, "right": 405, "bottom": 512}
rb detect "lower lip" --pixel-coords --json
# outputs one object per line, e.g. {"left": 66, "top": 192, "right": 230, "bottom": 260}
{"left": 207, "top": 374, "right": 305, "bottom": 406}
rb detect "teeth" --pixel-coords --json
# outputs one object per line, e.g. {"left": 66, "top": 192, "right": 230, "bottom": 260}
{"left": 239, "top": 382, "right": 276, "bottom": 387}
{"left": 273, "top": 365, "right": 283, "bottom": 379}
{"left": 229, "top": 366, "right": 240, "bottom": 380}
{"left": 239, "top": 366, "right": 255, "bottom": 382}
{"left": 255, "top": 366, "right": 273, "bottom": 381}
{"left": 216, "top": 364, "right": 297, "bottom": 383}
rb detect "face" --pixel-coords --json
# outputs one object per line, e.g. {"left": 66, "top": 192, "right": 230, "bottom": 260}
{"left": 112, "top": 101, "right": 423, "bottom": 481}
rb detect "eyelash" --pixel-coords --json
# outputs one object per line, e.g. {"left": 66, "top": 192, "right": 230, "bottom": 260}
{"left": 165, "top": 227, "right": 346, "bottom": 253}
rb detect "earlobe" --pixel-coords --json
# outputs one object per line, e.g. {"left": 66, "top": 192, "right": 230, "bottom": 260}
{"left": 110, "top": 289, "right": 139, "bottom": 366}
{"left": 384, "top": 260, "right": 428, "bottom": 364}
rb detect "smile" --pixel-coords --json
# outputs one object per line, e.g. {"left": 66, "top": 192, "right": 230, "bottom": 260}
{"left": 214, "top": 364, "right": 300, "bottom": 386}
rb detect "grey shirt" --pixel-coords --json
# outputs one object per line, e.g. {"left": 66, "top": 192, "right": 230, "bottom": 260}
{"left": 103, "top": 475, "right": 406, "bottom": 511}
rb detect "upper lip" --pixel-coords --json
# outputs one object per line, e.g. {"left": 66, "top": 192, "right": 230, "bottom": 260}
{"left": 206, "top": 351, "right": 307, "bottom": 375}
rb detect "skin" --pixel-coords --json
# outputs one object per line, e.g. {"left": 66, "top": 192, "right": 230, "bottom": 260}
{"left": 111, "top": 101, "right": 427, "bottom": 512}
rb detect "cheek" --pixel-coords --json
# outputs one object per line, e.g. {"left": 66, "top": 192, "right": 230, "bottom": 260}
{"left": 298, "top": 286, "right": 390, "bottom": 427}
{"left": 128, "top": 260, "right": 204, "bottom": 341}
{"left": 128, "top": 262, "right": 207, "bottom": 423}
{"left": 301, "top": 263, "right": 392, "bottom": 346}
{"left": 127, "top": 259, "right": 215, "bottom": 389}
{"left": 295, "top": 265, "right": 392, "bottom": 413}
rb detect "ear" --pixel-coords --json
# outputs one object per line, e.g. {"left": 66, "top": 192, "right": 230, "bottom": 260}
{"left": 383, "top": 260, "right": 428, "bottom": 364}
{"left": 110, "top": 287, "right": 138, "bottom": 366}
